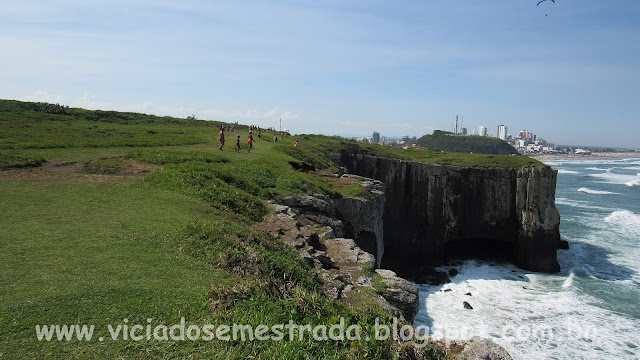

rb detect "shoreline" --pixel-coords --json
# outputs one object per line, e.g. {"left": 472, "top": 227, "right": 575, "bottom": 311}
{"left": 529, "top": 152, "right": 640, "bottom": 161}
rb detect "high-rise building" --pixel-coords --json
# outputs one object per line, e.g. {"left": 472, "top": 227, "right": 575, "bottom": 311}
{"left": 478, "top": 126, "right": 487, "bottom": 137}
{"left": 372, "top": 132, "right": 380, "bottom": 144}
{"left": 497, "top": 125, "right": 507, "bottom": 141}
{"left": 460, "top": 127, "right": 468, "bottom": 135}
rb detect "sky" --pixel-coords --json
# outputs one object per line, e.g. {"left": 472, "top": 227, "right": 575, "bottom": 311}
{"left": 1, "top": 0, "right": 639, "bottom": 148}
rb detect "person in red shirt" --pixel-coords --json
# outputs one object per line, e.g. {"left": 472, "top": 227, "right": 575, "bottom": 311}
{"left": 247, "top": 131, "right": 254, "bottom": 153}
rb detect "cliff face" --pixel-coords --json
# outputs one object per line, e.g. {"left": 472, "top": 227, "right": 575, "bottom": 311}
{"left": 334, "top": 175, "right": 385, "bottom": 266}
{"left": 333, "top": 153, "right": 561, "bottom": 273}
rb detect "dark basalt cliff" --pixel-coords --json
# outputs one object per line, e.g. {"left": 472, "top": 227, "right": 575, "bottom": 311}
{"left": 333, "top": 153, "right": 561, "bottom": 273}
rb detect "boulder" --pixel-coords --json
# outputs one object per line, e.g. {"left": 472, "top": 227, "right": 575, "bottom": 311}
{"left": 324, "top": 238, "right": 375, "bottom": 269}
{"left": 455, "top": 337, "right": 512, "bottom": 360}
{"left": 283, "top": 194, "right": 334, "bottom": 214}
{"left": 375, "top": 269, "right": 419, "bottom": 322}
{"left": 414, "top": 268, "right": 451, "bottom": 285}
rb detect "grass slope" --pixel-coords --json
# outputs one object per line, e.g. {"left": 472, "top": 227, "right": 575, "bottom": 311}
{"left": 0, "top": 99, "right": 536, "bottom": 358}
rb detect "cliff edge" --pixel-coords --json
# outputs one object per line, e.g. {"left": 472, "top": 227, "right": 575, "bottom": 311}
{"left": 333, "top": 153, "right": 561, "bottom": 273}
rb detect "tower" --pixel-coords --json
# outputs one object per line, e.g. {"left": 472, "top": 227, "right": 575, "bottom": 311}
{"left": 497, "top": 125, "right": 507, "bottom": 141}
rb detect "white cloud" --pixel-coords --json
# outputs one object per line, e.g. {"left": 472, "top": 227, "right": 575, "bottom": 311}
{"left": 24, "top": 90, "right": 65, "bottom": 104}
{"left": 279, "top": 111, "right": 299, "bottom": 120}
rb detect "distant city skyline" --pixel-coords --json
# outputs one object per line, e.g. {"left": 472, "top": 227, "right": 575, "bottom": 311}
{"left": 1, "top": 1, "right": 639, "bottom": 148}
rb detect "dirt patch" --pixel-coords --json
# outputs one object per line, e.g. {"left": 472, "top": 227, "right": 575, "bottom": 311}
{"left": 1, "top": 159, "right": 153, "bottom": 182}
{"left": 40, "top": 161, "right": 78, "bottom": 172}
{"left": 115, "top": 161, "right": 153, "bottom": 175}
{"left": 81, "top": 158, "right": 153, "bottom": 176}
{"left": 0, "top": 169, "right": 60, "bottom": 181}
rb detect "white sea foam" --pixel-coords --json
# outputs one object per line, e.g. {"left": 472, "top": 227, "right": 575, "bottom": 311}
{"left": 590, "top": 171, "right": 640, "bottom": 186}
{"left": 577, "top": 187, "right": 619, "bottom": 195}
{"left": 416, "top": 261, "right": 640, "bottom": 360}
{"left": 562, "top": 272, "right": 575, "bottom": 288}
{"left": 557, "top": 169, "right": 579, "bottom": 174}
{"left": 585, "top": 167, "right": 609, "bottom": 171}
{"left": 415, "top": 158, "right": 640, "bottom": 359}
{"left": 626, "top": 179, "right": 640, "bottom": 187}
{"left": 543, "top": 159, "right": 639, "bottom": 166}
{"left": 604, "top": 210, "right": 640, "bottom": 237}
{"left": 555, "top": 197, "right": 613, "bottom": 211}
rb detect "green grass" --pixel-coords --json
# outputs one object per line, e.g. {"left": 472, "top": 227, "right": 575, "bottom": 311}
{"left": 0, "top": 99, "right": 496, "bottom": 358}
{"left": 0, "top": 168, "right": 416, "bottom": 359}
{"left": 0, "top": 174, "right": 229, "bottom": 357}
{"left": 0, "top": 152, "right": 46, "bottom": 170}
{"left": 415, "top": 130, "right": 518, "bottom": 155}
{"left": 280, "top": 134, "right": 540, "bottom": 169}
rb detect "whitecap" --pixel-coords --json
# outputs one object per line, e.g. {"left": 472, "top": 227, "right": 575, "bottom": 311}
{"left": 590, "top": 172, "right": 640, "bottom": 186}
{"left": 555, "top": 197, "right": 614, "bottom": 211}
{"left": 627, "top": 179, "right": 640, "bottom": 187}
{"left": 577, "top": 188, "right": 619, "bottom": 195}
{"left": 604, "top": 210, "right": 640, "bottom": 237}
{"left": 586, "top": 167, "right": 609, "bottom": 171}
{"left": 557, "top": 169, "right": 579, "bottom": 175}
{"left": 562, "top": 272, "right": 575, "bottom": 288}
{"left": 416, "top": 261, "right": 640, "bottom": 360}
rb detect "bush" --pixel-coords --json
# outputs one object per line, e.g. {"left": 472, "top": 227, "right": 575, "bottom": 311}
{"left": 0, "top": 153, "right": 46, "bottom": 170}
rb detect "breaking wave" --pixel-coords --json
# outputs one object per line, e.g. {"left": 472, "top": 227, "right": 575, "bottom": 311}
{"left": 590, "top": 172, "right": 640, "bottom": 187}
{"left": 604, "top": 210, "right": 640, "bottom": 237}
{"left": 578, "top": 188, "right": 619, "bottom": 195}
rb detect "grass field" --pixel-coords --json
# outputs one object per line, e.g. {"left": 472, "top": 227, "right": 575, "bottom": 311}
{"left": 0, "top": 99, "right": 537, "bottom": 358}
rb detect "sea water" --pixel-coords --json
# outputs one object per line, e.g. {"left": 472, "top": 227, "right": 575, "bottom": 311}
{"left": 414, "top": 158, "right": 640, "bottom": 359}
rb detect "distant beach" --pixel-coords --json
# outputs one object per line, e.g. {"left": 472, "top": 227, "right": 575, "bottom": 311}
{"left": 530, "top": 152, "right": 640, "bottom": 161}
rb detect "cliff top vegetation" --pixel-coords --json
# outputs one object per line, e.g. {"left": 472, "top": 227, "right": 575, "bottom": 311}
{"left": 0, "top": 99, "right": 452, "bottom": 359}
{"left": 0, "top": 99, "right": 536, "bottom": 358}
{"left": 414, "top": 130, "right": 519, "bottom": 155}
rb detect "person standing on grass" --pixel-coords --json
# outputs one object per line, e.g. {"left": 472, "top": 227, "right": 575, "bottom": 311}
{"left": 258, "top": 128, "right": 261, "bottom": 140}
{"left": 235, "top": 134, "right": 241, "bottom": 152}
{"left": 248, "top": 131, "right": 254, "bottom": 153}
{"left": 219, "top": 127, "right": 225, "bottom": 150}
{"left": 294, "top": 139, "right": 298, "bottom": 150}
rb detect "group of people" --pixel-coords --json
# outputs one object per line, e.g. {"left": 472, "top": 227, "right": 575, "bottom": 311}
{"left": 218, "top": 126, "right": 255, "bottom": 153}
{"left": 219, "top": 123, "right": 237, "bottom": 132}
{"left": 218, "top": 124, "right": 298, "bottom": 153}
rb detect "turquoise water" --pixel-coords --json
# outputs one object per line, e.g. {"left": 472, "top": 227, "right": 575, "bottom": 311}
{"left": 415, "top": 158, "right": 640, "bottom": 359}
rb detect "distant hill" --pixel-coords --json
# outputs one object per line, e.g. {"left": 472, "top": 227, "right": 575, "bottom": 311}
{"left": 415, "top": 130, "right": 518, "bottom": 155}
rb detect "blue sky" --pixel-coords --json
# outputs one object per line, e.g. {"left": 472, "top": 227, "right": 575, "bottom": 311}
{"left": 1, "top": 0, "right": 639, "bottom": 147}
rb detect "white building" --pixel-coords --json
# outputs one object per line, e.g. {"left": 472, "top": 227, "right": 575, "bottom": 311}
{"left": 478, "top": 126, "right": 487, "bottom": 137}
{"left": 497, "top": 125, "right": 507, "bottom": 141}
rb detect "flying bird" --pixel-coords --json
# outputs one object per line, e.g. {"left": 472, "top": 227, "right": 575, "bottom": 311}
{"left": 537, "top": 0, "right": 555, "bottom": 6}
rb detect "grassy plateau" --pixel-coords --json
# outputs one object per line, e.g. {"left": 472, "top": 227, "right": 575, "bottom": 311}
{"left": 0, "top": 99, "right": 539, "bottom": 359}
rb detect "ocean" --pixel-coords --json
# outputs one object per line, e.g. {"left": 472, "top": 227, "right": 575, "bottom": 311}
{"left": 414, "top": 157, "right": 640, "bottom": 359}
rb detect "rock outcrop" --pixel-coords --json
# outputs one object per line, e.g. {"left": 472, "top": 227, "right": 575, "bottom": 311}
{"left": 332, "top": 153, "right": 561, "bottom": 273}
{"left": 333, "top": 175, "right": 385, "bottom": 266}
{"left": 375, "top": 269, "right": 419, "bottom": 321}
{"left": 259, "top": 199, "right": 419, "bottom": 322}
{"left": 434, "top": 337, "right": 513, "bottom": 360}
{"left": 283, "top": 175, "right": 386, "bottom": 267}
